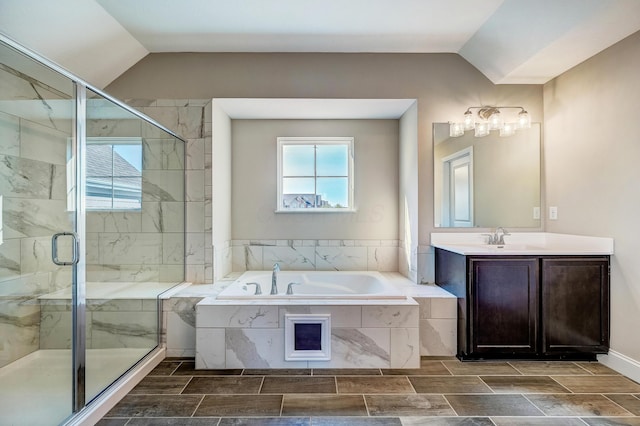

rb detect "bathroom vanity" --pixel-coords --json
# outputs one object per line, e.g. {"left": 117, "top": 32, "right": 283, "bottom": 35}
{"left": 432, "top": 233, "right": 614, "bottom": 361}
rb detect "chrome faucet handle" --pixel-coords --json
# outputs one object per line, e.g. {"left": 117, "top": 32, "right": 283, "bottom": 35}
{"left": 482, "top": 233, "right": 496, "bottom": 244}
{"left": 286, "top": 282, "right": 301, "bottom": 295}
{"left": 245, "top": 282, "right": 262, "bottom": 295}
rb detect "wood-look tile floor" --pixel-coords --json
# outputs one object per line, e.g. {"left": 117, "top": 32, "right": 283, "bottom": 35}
{"left": 98, "top": 357, "right": 640, "bottom": 426}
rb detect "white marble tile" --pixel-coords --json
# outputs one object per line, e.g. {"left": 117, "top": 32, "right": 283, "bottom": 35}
{"left": 2, "top": 199, "right": 71, "bottom": 240}
{"left": 20, "top": 119, "right": 68, "bottom": 166}
{"left": 279, "top": 305, "right": 362, "bottom": 328}
{"left": 186, "top": 138, "right": 205, "bottom": 170}
{"left": 162, "top": 139, "right": 184, "bottom": 170}
{"left": 309, "top": 328, "right": 390, "bottom": 368}
{"left": 87, "top": 118, "right": 142, "bottom": 139}
{"left": 390, "top": 327, "right": 420, "bottom": 368}
{"left": 197, "top": 304, "right": 279, "bottom": 328}
{"left": 263, "top": 246, "right": 315, "bottom": 270}
{"left": 186, "top": 170, "right": 205, "bottom": 202}
{"left": 141, "top": 201, "right": 184, "bottom": 233}
{"left": 367, "top": 246, "right": 399, "bottom": 272}
{"left": 195, "top": 328, "right": 225, "bottom": 369}
{"left": 415, "top": 298, "right": 432, "bottom": 320}
{"left": 186, "top": 265, "right": 205, "bottom": 284}
{"left": 430, "top": 298, "right": 457, "bottom": 319}
{"left": 99, "top": 233, "right": 163, "bottom": 265}
{"left": 314, "top": 246, "right": 367, "bottom": 271}
{"left": 91, "top": 311, "right": 157, "bottom": 349}
{"left": 186, "top": 201, "right": 205, "bottom": 232}
{"left": 186, "top": 232, "right": 205, "bottom": 265}
{"left": 0, "top": 112, "right": 20, "bottom": 156}
{"left": 417, "top": 251, "right": 435, "bottom": 284}
{"left": 142, "top": 139, "right": 164, "bottom": 170}
{"left": 0, "top": 155, "right": 66, "bottom": 200}
{"left": 0, "top": 240, "right": 21, "bottom": 282}
{"left": 39, "top": 310, "right": 72, "bottom": 349}
{"left": 142, "top": 170, "right": 184, "bottom": 202}
{"left": 163, "top": 233, "right": 185, "bottom": 264}
{"left": 20, "top": 237, "right": 60, "bottom": 273}
{"left": 362, "top": 305, "right": 418, "bottom": 328}
{"left": 101, "top": 211, "right": 143, "bottom": 233}
{"left": 419, "top": 318, "right": 457, "bottom": 356}
{"left": 177, "top": 107, "right": 205, "bottom": 139}
{"left": 225, "top": 328, "right": 307, "bottom": 369}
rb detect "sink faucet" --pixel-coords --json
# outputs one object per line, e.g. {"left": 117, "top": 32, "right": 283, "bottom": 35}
{"left": 484, "top": 227, "right": 510, "bottom": 245}
{"left": 271, "top": 263, "right": 280, "bottom": 295}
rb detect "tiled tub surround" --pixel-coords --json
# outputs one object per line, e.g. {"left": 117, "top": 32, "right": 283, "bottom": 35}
{"left": 196, "top": 298, "right": 420, "bottom": 369}
{"left": 231, "top": 239, "right": 400, "bottom": 272}
{"left": 188, "top": 273, "right": 457, "bottom": 368}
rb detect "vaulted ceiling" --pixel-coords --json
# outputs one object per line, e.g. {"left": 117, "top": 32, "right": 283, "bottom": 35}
{"left": 1, "top": 0, "right": 640, "bottom": 89}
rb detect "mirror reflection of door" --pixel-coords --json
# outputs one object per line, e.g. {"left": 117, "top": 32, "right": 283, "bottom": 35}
{"left": 442, "top": 147, "right": 473, "bottom": 227}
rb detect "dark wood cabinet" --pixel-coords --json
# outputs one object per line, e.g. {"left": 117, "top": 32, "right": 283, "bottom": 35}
{"left": 435, "top": 248, "right": 610, "bottom": 360}
{"left": 541, "top": 258, "right": 609, "bottom": 354}
{"left": 470, "top": 258, "right": 538, "bottom": 356}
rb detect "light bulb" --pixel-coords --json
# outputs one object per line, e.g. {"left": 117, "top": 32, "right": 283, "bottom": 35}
{"left": 463, "top": 110, "right": 475, "bottom": 130}
{"left": 488, "top": 111, "right": 503, "bottom": 130}
{"left": 518, "top": 110, "right": 531, "bottom": 129}
{"left": 474, "top": 122, "right": 490, "bottom": 137}
{"left": 449, "top": 122, "right": 464, "bottom": 137}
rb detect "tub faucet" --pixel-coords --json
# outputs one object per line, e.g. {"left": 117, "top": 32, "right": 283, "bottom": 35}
{"left": 483, "top": 227, "right": 510, "bottom": 245}
{"left": 271, "top": 263, "right": 280, "bottom": 295}
{"left": 245, "top": 282, "right": 262, "bottom": 295}
{"left": 286, "top": 282, "right": 301, "bottom": 295}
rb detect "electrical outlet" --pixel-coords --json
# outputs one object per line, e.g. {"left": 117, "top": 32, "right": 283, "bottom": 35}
{"left": 533, "top": 207, "right": 540, "bottom": 219}
{"left": 549, "top": 206, "right": 558, "bottom": 220}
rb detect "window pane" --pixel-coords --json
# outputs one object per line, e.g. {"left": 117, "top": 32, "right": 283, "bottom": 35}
{"left": 282, "top": 177, "right": 316, "bottom": 208}
{"left": 113, "top": 144, "right": 142, "bottom": 174}
{"left": 317, "top": 177, "right": 349, "bottom": 208}
{"left": 283, "top": 145, "right": 314, "bottom": 176}
{"left": 317, "top": 144, "right": 348, "bottom": 176}
{"left": 87, "top": 144, "right": 114, "bottom": 176}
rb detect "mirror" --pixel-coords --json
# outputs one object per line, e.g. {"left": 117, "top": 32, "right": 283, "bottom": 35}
{"left": 433, "top": 122, "right": 541, "bottom": 228}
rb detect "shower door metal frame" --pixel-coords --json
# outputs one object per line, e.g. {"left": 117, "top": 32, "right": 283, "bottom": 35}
{"left": 1, "top": 32, "right": 188, "bottom": 418}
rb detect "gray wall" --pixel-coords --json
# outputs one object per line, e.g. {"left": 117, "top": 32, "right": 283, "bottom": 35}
{"left": 544, "top": 30, "right": 640, "bottom": 364}
{"left": 105, "top": 52, "right": 544, "bottom": 251}
{"left": 231, "top": 119, "right": 399, "bottom": 240}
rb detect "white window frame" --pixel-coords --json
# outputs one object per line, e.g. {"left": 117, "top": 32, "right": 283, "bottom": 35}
{"left": 276, "top": 136, "right": 355, "bottom": 213}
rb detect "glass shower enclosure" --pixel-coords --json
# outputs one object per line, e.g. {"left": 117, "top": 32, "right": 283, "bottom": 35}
{"left": 0, "top": 35, "right": 185, "bottom": 425}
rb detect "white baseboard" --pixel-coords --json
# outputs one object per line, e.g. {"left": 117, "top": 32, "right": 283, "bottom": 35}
{"left": 64, "top": 347, "right": 166, "bottom": 426}
{"left": 598, "top": 350, "right": 640, "bottom": 383}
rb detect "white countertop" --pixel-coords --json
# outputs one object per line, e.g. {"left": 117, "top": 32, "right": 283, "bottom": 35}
{"left": 431, "top": 232, "right": 614, "bottom": 256}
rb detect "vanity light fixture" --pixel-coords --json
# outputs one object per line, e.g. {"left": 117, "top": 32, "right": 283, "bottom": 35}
{"left": 450, "top": 106, "right": 531, "bottom": 137}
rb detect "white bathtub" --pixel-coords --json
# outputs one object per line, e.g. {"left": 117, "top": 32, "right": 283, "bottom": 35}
{"left": 216, "top": 271, "right": 407, "bottom": 300}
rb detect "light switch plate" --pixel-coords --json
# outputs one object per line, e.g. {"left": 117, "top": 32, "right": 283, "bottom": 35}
{"left": 533, "top": 207, "right": 540, "bottom": 219}
{"left": 549, "top": 206, "right": 558, "bottom": 220}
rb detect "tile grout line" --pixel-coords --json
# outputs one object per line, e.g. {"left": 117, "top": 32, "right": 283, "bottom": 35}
{"left": 600, "top": 393, "right": 636, "bottom": 416}
{"left": 521, "top": 393, "right": 551, "bottom": 416}
{"left": 189, "top": 394, "right": 206, "bottom": 418}
{"left": 441, "top": 395, "right": 460, "bottom": 417}
{"left": 361, "top": 393, "right": 371, "bottom": 417}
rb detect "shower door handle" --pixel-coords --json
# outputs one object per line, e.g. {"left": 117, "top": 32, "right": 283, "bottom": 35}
{"left": 52, "top": 232, "right": 80, "bottom": 266}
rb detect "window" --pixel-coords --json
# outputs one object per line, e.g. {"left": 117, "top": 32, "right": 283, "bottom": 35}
{"left": 86, "top": 137, "right": 142, "bottom": 210}
{"left": 277, "top": 137, "right": 354, "bottom": 212}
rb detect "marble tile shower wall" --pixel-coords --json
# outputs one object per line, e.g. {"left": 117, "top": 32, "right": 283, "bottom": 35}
{"left": 0, "top": 67, "right": 72, "bottom": 367}
{"left": 85, "top": 115, "right": 187, "bottom": 284}
{"left": 125, "top": 99, "right": 213, "bottom": 284}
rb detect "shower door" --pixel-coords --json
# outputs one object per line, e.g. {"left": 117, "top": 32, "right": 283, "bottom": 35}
{"left": 0, "top": 40, "right": 83, "bottom": 424}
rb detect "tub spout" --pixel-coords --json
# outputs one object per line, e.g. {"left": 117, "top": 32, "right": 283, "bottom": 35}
{"left": 271, "top": 263, "right": 280, "bottom": 295}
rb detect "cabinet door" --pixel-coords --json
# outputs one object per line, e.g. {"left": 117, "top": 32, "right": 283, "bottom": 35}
{"left": 542, "top": 258, "right": 609, "bottom": 354}
{"left": 470, "top": 258, "right": 539, "bottom": 356}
